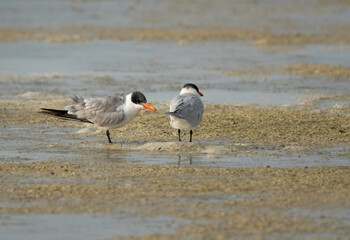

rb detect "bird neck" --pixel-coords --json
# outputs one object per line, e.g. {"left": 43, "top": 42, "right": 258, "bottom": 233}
{"left": 125, "top": 93, "right": 142, "bottom": 117}
{"left": 180, "top": 88, "right": 198, "bottom": 95}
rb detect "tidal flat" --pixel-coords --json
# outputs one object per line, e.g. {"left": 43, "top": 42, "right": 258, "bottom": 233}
{"left": 1, "top": 0, "right": 350, "bottom": 239}
{"left": 1, "top": 99, "right": 350, "bottom": 239}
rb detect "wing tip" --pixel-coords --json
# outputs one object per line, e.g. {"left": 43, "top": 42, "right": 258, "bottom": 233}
{"left": 38, "top": 108, "right": 93, "bottom": 124}
{"left": 165, "top": 112, "right": 185, "bottom": 119}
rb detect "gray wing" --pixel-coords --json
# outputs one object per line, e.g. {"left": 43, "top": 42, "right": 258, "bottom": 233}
{"left": 166, "top": 93, "right": 204, "bottom": 125}
{"left": 65, "top": 92, "right": 126, "bottom": 127}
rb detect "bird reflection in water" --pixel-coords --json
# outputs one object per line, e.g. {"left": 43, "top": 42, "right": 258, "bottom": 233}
{"left": 177, "top": 154, "right": 193, "bottom": 167}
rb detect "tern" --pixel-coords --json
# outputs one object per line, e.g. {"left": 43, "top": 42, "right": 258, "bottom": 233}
{"left": 166, "top": 83, "right": 204, "bottom": 142}
{"left": 39, "top": 91, "right": 156, "bottom": 143}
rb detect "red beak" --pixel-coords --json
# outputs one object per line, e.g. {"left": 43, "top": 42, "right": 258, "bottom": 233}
{"left": 141, "top": 103, "right": 157, "bottom": 111}
{"left": 198, "top": 91, "right": 203, "bottom": 97}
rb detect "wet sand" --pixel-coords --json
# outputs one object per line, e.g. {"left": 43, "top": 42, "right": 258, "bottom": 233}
{"left": 1, "top": 99, "right": 350, "bottom": 238}
{"left": 1, "top": 161, "right": 350, "bottom": 239}
{"left": 1, "top": 0, "right": 350, "bottom": 239}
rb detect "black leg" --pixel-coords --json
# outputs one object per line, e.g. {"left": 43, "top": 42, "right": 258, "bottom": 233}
{"left": 178, "top": 129, "right": 181, "bottom": 142}
{"left": 106, "top": 130, "right": 112, "bottom": 143}
{"left": 189, "top": 130, "right": 193, "bottom": 142}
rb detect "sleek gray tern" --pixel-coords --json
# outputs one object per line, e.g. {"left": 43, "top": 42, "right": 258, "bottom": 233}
{"left": 166, "top": 83, "right": 204, "bottom": 142}
{"left": 39, "top": 91, "right": 156, "bottom": 143}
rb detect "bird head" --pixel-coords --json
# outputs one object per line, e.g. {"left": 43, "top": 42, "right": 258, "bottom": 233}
{"left": 180, "top": 83, "right": 203, "bottom": 97}
{"left": 131, "top": 91, "right": 157, "bottom": 111}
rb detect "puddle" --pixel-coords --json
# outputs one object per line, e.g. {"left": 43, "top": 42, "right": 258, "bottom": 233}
{"left": 0, "top": 124, "right": 81, "bottom": 163}
{"left": 0, "top": 214, "right": 184, "bottom": 240}
{"left": 276, "top": 208, "right": 350, "bottom": 240}
{"left": 286, "top": 207, "right": 350, "bottom": 222}
{"left": 120, "top": 148, "right": 350, "bottom": 168}
{"left": 1, "top": 176, "right": 71, "bottom": 184}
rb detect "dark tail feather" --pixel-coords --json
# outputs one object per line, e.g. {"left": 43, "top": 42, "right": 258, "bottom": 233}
{"left": 165, "top": 111, "right": 185, "bottom": 119}
{"left": 38, "top": 108, "right": 93, "bottom": 124}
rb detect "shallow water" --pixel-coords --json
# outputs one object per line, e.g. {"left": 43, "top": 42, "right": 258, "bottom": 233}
{"left": 1, "top": 41, "right": 350, "bottom": 106}
{"left": 1, "top": 0, "right": 350, "bottom": 34}
{"left": 0, "top": 124, "right": 81, "bottom": 163}
{"left": 128, "top": 148, "right": 350, "bottom": 168}
{"left": 0, "top": 214, "right": 184, "bottom": 240}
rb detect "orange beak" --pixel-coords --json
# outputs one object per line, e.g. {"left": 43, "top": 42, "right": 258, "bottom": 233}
{"left": 141, "top": 103, "right": 157, "bottom": 111}
{"left": 198, "top": 91, "right": 203, "bottom": 97}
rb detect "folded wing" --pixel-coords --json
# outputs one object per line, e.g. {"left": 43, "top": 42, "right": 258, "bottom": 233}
{"left": 166, "top": 94, "right": 203, "bottom": 125}
{"left": 65, "top": 92, "right": 126, "bottom": 127}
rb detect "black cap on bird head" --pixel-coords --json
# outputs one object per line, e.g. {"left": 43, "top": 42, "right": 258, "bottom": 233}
{"left": 183, "top": 83, "right": 203, "bottom": 96}
{"left": 131, "top": 91, "right": 147, "bottom": 104}
{"left": 131, "top": 91, "right": 157, "bottom": 111}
